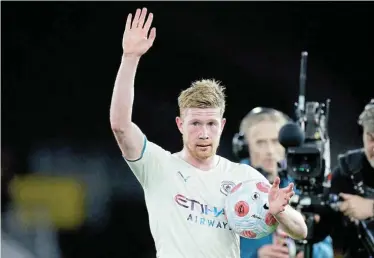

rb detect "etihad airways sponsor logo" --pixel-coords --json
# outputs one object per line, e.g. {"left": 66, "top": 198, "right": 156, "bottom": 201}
{"left": 174, "top": 194, "right": 231, "bottom": 230}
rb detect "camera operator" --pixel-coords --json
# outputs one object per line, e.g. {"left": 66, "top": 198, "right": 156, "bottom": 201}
{"left": 318, "top": 99, "right": 374, "bottom": 257}
{"left": 233, "top": 107, "right": 333, "bottom": 258}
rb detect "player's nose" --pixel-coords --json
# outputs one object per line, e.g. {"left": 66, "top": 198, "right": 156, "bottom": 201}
{"left": 199, "top": 127, "right": 209, "bottom": 139}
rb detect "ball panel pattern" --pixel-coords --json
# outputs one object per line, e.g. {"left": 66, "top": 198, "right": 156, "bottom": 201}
{"left": 225, "top": 179, "right": 278, "bottom": 239}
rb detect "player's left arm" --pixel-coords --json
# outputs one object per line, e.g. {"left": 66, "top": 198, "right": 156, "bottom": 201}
{"left": 268, "top": 177, "right": 307, "bottom": 240}
{"left": 275, "top": 205, "right": 308, "bottom": 240}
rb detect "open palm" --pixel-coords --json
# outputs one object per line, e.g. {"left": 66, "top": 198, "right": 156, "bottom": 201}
{"left": 268, "top": 177, "right": 294, "bottom": 216}
{"left": 123, "top": 8, "right": 156, "bottom": 58}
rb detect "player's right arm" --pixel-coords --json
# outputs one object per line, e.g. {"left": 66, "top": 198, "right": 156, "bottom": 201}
{"left": 110, "top": 8, "right": 163, "bottom": 188}
{"left": 110, "top": 8, "right": 156, "bottom": 161}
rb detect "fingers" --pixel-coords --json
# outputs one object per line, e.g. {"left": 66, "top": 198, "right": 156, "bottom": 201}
{"left": 143, "top": 12, "right": 154, "bottom": 32}
{"left": 275, "top": 236, "right": 286, "bottom": 245}
{"left": 269, "top": 245, "right": 290, "bottom": 258}
{"left": 271, "top": 245, "right": 289, "bottom": 253}
{"left": 260, "top": 244, "right": 289, "bottom": 258}
{"left": 281, "top": 188, "right": 294, "bottom": 205}
{"left": 271, "top": 254, "right": 289, "bottom": 258}
{"left": 281, "top": 183, "right": 294, "bottom": 193}
{"left": 126, "top": 8, "right": 155, "bottom": 41}
{"left": 272, "top": 177, "right": 280, "bottom": 188}
{"left": 125, "top": 13, "right": 132, "bottom": 31}
{"left": 339, "top": 201, "right": 356, "bottom": 219}
{"left": 286, "top": 190, "right": 294, "bottom": 199}
{"left": 344, "top": 209, "right": 355, "bottom": 218}
{"left": 148, "top": 27, "right": 156, "bottom": 45}
{"left": 137, "top": 7, "right": 148, "bottom": 29}
{"left": 341, "top": 201, "right": 355, "bottom": 217}
{"left": 276, "top": 227, "right": 288, "bottom": 238}
{"left": 131, "top": 8, "right": 141, "bottom": 29}
{"left": 339, "top": 201, "right": 349, "bottom": 212}
{"left": 314, "top": 214, "right": 320, "bottom": 223}
{"left": 339, "top": 193, "right": 353, "bottom": 200}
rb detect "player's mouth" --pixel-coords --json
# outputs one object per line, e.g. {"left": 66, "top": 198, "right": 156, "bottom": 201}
{"left": 196, "top": 144, "right": 211, "bottom": 148}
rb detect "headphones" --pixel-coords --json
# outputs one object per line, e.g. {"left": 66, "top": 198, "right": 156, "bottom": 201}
{"left": 232, "top": 107, "right": 292, "bottom": 161}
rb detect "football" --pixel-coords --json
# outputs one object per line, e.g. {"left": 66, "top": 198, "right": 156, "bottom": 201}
{"left": 224, "top": 179, "right": 279, "bottom": 239}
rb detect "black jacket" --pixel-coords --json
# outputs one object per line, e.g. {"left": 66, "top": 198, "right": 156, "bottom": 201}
{"left": 317, "top": 149, "right": 374, "bottom": 257}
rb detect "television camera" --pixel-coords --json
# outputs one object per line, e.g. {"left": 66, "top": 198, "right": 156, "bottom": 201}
{"left": 277, "top": 51, "right": 336, "bottom": 258}
{"left": 280, "top": 54, "right": 374, "bottom": 258}
{"left": 281, "top": 55, "right": 374, "bottom": 257}
{"left": 279, "top": 52, "right": 331, "bottom": 196}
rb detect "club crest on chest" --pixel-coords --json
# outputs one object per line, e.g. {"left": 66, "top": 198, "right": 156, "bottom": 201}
{"left": 220, "top": 181, "right": 236, "bottom": 196}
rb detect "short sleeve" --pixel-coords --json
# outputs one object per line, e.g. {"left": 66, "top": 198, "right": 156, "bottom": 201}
{"left": 124, "top": 136, "right": 170, "bottom": 189}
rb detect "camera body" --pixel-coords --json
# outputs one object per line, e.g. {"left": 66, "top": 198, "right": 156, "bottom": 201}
{"left": 286, "top": 145, "right": 323, "bottom": 185}
{"left": 280, "top": 100, "right": 332, "bottom": 252}
{"left": 283, "top": 100, "right": 331, "bottom": 203}
{"left": 286, "top": 101, "right": 328, "bottom": 190}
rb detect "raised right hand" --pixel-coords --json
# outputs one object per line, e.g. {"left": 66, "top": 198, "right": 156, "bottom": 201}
{"left": 258, "top": 244, "right": 290, "bottom": 258}
{"left": 122, "top": 8, "right": 156, "bottom": 58}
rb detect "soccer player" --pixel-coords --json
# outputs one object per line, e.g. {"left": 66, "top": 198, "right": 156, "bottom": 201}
{"left": 109, "top": 8, "right": 307, "bottom": 258}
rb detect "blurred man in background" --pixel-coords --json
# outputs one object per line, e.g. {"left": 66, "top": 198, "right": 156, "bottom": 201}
{"left": 233, "top": 107, "right": 333, "bottom": 258}
{"left": 318, "top": 99, "right": 374, "bottom": 257}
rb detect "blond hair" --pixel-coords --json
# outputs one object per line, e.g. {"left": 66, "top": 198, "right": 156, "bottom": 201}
{"left": 178, "top": 79, "right": 226, "bottom": 116}
{"left": 240, "top": 108, "right": 289, "bottom": 137}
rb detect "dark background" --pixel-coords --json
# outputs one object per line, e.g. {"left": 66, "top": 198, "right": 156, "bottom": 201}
{"left": 2, "top": 2, "right": 374, "bottom": 258}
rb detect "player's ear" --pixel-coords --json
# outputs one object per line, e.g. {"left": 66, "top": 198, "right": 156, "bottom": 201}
{"left": 176, "top": 116, "right": 183, "bottom": 134}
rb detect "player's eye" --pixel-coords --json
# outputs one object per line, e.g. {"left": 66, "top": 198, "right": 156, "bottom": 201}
{"left": 251, "top": 192, "right": 260, "bottom": 200}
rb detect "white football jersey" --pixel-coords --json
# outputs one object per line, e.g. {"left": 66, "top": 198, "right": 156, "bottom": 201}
{"left": 125, "top": 137, "right": 268, "bottom": 258}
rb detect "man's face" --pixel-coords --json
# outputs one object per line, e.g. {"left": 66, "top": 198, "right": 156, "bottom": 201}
{"left": 246, "top": 120, "right": 285, "bottom": 176}
{"left": 363, "top": 129, "right": 374, "bottom": 168}
{"left": 176, "top": 108, "right": 226, "bottom": 160}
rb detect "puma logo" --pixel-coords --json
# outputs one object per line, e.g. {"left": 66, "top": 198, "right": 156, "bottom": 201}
{"left": 178, "top": 171, "right": 191, "bottom": 182}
